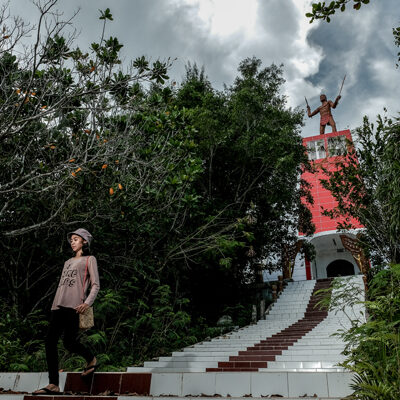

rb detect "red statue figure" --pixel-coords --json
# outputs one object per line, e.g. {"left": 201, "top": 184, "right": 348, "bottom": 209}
{"left": 307, "top": 94, "right": 341, "bottom": 135}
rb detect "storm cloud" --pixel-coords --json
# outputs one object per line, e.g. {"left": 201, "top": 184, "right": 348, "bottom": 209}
{"left": 6, "top": 0, "right": 400, "bottom": 137}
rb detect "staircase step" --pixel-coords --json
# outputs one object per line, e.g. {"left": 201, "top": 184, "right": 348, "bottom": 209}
{"left": 230, "top": 355, "right": 276, "bottom": 361}
{"left": 240, "top": 349, "right": 286, "bottom": 355}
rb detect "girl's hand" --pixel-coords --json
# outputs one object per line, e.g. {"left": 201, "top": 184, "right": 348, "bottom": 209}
{"left": 75, "top": 303, "right": 89, "bottom": 314}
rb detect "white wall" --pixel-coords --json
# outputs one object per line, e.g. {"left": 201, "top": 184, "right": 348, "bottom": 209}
{"left": 311, "top": 249, "right": 360, "bottom": 279}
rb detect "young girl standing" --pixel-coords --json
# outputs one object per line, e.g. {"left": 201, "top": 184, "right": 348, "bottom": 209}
{"left": 33, "top": 228, "right": 100, "bottom": 395}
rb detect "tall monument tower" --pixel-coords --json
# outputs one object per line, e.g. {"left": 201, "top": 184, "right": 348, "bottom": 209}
{"left": 301, "top": 129, "right": 364, "bottom": 279}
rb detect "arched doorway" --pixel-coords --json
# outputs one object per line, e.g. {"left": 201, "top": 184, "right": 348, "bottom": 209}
{"left": 326, "top": 259, "right": 355, "bottom": 278}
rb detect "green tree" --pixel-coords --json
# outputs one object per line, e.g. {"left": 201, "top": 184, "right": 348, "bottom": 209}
{"left": 0, "top": 3, "right": 313, "bottom": 371}
{"left": 0, "top": 1, "right": 173, "bottom": 311}
{"left": 0, "top": 2, "right": 202, "bottom": 369}
{"left": 172, "top": 58, "right": 314, "bottom": 319}
{"left": 306, "top": 0, "right": 372, "bottom": 23}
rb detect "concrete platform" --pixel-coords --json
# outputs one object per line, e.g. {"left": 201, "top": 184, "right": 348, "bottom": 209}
{"left": 149, "top": 371, "right": 354, "bottom": 398}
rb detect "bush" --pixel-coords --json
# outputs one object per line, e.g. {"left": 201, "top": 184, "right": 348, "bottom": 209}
{"left": 339, "top": 265, "right": 400, "bottom": 400}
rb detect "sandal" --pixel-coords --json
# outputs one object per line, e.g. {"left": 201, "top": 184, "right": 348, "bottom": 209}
{"left": 81, "top": 363, "right": 99, "bottom": 378}
{"left": 32, "top": 387, "right": 63, "bottom": 395}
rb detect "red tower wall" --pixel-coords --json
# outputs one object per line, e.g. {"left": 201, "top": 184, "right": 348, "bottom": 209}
{"left": 301, "top": 129, "right": 363, "bottom": 235}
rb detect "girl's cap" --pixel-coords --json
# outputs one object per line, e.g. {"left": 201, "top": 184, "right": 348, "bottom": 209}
{"left": 67, "top": 228, "right": 93, "bottom": 245}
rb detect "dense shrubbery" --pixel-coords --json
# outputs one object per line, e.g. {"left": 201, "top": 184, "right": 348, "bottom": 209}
{"left": 315, "top": 268, "right": 400, "bottom": 400}
{"left": 0, "top": 4, "right": 311, "bottom": 371}
{"left": 341, "top": 266, "right": 400, "bottom": 400}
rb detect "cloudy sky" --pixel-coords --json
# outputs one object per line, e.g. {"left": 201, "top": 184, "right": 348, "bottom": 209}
{"left": 6, "top": 0, "right": 400, "bottom": 137}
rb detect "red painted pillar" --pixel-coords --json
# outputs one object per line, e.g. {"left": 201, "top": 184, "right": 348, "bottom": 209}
{"left": 305, "top": 257, "right": 312, "bottom": 280}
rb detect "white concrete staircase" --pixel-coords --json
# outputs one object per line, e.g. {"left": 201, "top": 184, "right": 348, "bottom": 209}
{"left": 0, "top": 276, "right": 365, "bottom": 400}
{"left": 127, "top": 275, "right": 365, "bottom": 398}
{"left": 128, "top": 280, "right": 316, "bottom": 373}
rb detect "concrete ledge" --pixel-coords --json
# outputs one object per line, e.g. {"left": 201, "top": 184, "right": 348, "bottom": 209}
{"left": 0, "top": 373, "right": 67, "bottom": 393}
{"left": 0, "top": 395, "right": 24, "bottom": 400}
{"left": 149, "top": 371, "right": 354, "bottom": 398}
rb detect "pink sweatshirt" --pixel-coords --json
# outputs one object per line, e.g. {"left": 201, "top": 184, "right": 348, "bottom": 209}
{"left": 51, "top": 256, "right": 100, "bottom": 311}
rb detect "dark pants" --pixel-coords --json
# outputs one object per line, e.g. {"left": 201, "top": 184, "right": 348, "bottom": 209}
{"left": 45, "top": 307, "right": 94, "bottom": 385}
